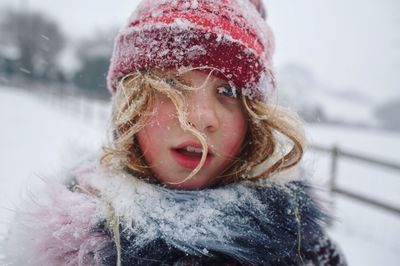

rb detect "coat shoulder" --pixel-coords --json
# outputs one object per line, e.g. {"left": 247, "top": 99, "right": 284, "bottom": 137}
{"left": 1, "top": 163, "right": 111, "bottom": 265}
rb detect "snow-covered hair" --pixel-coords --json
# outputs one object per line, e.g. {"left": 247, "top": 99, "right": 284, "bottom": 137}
{"left": 101, "top": 69, "right": 306, "bottom": 186}
{"left": 102, "top": 0, "right": 305, "bottom": 185}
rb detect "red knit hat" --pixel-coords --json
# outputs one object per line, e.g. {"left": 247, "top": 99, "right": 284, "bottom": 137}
{"left": 107, "top": 0, "right": 276, "bottom": 101}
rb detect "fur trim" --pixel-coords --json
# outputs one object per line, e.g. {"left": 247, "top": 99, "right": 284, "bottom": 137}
{"left": 2, "top": 160, "right": 333, "bottom": 265}
{"left": 2, "top": 179, "right": 110, "bottom": 266}
{"left": 78, "top": 165, "right": 329, "bottom": 265}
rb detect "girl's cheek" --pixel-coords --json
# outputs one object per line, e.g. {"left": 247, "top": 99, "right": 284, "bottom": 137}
{"left": 221, "top": 110, "right": 248, "bottom": 158}
{"left": 137, "top": 102, "right": 177, "bottom": 154}
{"left": 148, "top": 104, "right": 176, "bottom": 130}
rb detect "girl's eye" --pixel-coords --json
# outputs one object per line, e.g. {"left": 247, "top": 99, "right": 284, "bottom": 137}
{"left": 165, "top": 77, "right": 189, "bottom": 88}
{"left": 216, "top": 85, "right": 237, "bottom": 98}
{"left": 165, "top": 78, "right": 177, "bottom": 87}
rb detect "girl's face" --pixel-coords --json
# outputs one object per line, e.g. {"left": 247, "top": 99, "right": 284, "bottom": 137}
{"left": 137, "top": 70, "right": 248, "bottom": 189}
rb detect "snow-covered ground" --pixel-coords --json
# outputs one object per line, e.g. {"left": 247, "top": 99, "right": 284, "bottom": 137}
{"left": 304, "top": 125, "right": 400, "bottom": 265}
{"left": 0, "top": 85, "right": 399, "bottom": 264}
{"left": 0, "top": 86, "right": 108, "bottom": 249}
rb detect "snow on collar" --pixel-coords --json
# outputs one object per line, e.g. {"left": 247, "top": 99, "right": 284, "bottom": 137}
{"left": 77, "top": 164, "right": 327, "bottom": 264}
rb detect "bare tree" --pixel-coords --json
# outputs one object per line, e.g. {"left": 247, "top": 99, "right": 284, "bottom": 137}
{"left": 0, "top": 8, "right": 65, "bottom": 80}
{"left": 73, "top": 29, "right": 116, "bottom": 99}
{"left": 375, "top": 98, "right": 400, "bottom": 131}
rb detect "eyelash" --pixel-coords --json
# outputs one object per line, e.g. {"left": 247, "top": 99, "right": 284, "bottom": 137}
{"left": 165, "top": 78, "right": 238, "bottom": 99}
{"left": 165, "top": 77, "right": 189, "bottom": 88}
{"left": 216, "top": 85, "right": 237, "bottom": 98}
{"left": 165, "top": 78, "right": 178, "bottom": 87}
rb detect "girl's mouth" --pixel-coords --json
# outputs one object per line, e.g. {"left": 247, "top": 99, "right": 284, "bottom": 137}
{"left": 171, "top": 143, "right": 213, "bottom": 169}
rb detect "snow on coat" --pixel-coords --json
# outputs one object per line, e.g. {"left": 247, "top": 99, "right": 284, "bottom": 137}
{"left": 1, "top": 158, "right": 347, "bottom": 265}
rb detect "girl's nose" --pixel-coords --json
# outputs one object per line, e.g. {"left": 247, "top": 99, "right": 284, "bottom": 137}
{"left": 186, "top": 90, "right": 220, "bottom": 133}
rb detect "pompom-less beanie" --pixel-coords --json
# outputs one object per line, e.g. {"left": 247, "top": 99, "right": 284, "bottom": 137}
{"left": 107, "top": 0, "right": 276, "bottom": 101}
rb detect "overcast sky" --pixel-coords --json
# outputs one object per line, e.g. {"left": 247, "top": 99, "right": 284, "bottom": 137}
{"left": 1, "top": 0, "right": 399, "bottom": 104}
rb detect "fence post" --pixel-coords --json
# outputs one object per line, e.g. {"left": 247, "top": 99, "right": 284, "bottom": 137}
{"left": 329, "top": 146, "right": 339, "bottom": 194}
{"left": 326, "top": 145, "right": 339, "bottom": 227}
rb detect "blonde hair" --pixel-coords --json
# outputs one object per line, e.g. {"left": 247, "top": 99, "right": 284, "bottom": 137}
{"left": 101, "top": 69, "right": 306, "bottom": 186}
{"left": 101, "top": 70, "right": 306, "bottom": 265}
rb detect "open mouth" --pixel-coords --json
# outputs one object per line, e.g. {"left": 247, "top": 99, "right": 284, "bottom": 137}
{"left": 175, "top": 146, "right": 210, "bottom": 158}
{"left": 171, "top": 143, "right": 213, "bottom": 169}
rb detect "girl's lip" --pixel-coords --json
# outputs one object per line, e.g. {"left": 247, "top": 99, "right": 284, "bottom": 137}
{"left": 170, "top": 149, "right": 213, "bottom": 170}
{"left": 173, "top": 141, "right": 214, "bottom": 154}
{"left": 171, "top": 141, "right": 214, "bottom": 170}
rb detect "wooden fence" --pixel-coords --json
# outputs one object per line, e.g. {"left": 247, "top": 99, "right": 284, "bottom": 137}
{"left": 311, "top": 145, "right": 400, "bottom": 216}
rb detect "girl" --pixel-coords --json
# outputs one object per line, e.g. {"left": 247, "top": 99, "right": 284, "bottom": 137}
{"left": 2, "top": 0, "right": 347, "bottom": 265}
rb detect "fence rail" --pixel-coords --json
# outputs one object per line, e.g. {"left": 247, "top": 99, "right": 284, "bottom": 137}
{"left": 310, "top": 144, "right": 400, "bottom": 216}
{"left": 311, "top": 144, "right": 400, "bottom": 172}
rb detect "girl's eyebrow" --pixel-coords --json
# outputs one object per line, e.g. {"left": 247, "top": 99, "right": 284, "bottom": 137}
{"left": 174, "top": 75, "right": 193, "bottom": 87}
{"left": 216, "top": 80, "right": 230, "bottom": 87}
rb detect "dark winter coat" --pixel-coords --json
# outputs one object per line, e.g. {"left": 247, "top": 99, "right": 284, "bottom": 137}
{"left": 2, "top": 161, "right": 346, "bottom": 266}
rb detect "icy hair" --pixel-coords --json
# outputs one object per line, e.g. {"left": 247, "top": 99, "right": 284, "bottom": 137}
{"left": 101, "top": 69, "right": 305, "bottom": 185}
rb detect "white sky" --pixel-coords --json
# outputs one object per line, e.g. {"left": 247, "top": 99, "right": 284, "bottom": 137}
{"left": 1, "top": 0, "right": 399, "bottom": 104}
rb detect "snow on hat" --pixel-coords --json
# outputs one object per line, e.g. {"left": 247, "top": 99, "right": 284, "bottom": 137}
{"left": 107, "top": 0, "right": 276, "bottom": 101}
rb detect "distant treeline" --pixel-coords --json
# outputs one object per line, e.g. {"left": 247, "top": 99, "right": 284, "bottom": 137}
{"left": 0, "top": 8, "right": 115, "bottom": 99}
{"left": 0, "top": 7, "right": 398, "bottom": 131}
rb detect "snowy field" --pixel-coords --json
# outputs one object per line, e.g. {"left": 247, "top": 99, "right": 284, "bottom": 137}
{"left": 0, "top": 85, "right": 399, "bottom": 264}
{"left": 304, "top": 126, "right": 400, "bottom": 265}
